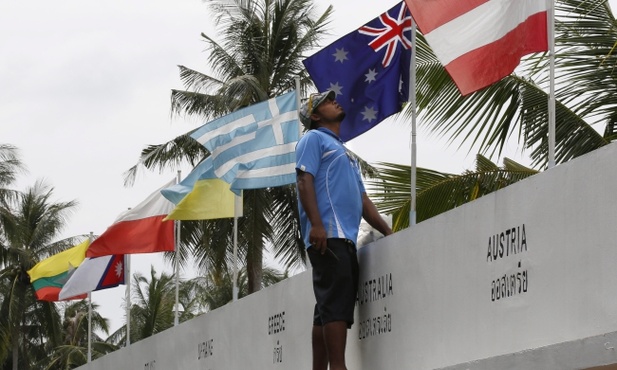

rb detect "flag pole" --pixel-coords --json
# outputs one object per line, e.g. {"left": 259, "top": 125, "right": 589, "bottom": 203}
{"left": 232, "top": 195, "right": 240, "bottom": 301}
{"left": 87, "top": 231, "right": 93, "bottom": 363}
{"left": 125, "top": 208, "right": 131, "bottom": 347}
{"left": 409, "top": 16, "right": 418, "bottom": 226}
{"left": 174, "top": 170, "right": 181, "bottom": 326}
{"left": 547, "top": 0, "right": 556, "bottom": 169}
{"left": 295, "top": 76, "right": 302, "bottom": 137}
{"left": 125, "top": 254, "right": 131, "bottom": 346}
{"left": 88, "top": 293, "right": 92, "bottom": 362}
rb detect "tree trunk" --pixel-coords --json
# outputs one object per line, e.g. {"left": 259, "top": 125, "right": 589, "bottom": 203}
{"left": 246, "top": 242, "right": 263, "bottom": 294}
{"left": 12, "top": 324, "right": 18, "bottom": 370}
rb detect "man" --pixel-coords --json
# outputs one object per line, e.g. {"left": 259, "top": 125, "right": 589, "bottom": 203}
{"left": 295, "top": 90, "right": 393, "bottom": 370}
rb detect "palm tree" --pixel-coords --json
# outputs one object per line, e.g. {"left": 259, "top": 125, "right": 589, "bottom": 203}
{"left": 0, "top": 180, "right": 79, "bottom": 370}
{"left": 370, "top": 0, "right": 617, "bottom": 225}
{"left": 43, "top": 300, "right": 117, "bottom": 370}
{"left": 0, "top": 144, "right": 23, "bottom": 366}
{"left": 106, "top": 266, "right": 206, "bottom": 346}
{"left": 411, "top": 0, "right": 616, "bottom": 169}
{"left": 130, "top": 267, "right": 175, "bottom": 341}
{"left": 195, "top": 264, "right": 288, "bottom": 311}
{"left": 125, "top": 0, "right": 333, "bottom": 293}
{"left": 105, "top": 262, "right": 288, "bottom": 347}
{"left": 370, "top": 156, "right": 538, "bottom": 230}
{"left": 0, "top": 145, "right": 24, "bottom": 214}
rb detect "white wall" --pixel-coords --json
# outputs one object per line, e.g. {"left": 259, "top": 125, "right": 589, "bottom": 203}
{"left": 77, "top": 142, "right": 617, "bottom": 370}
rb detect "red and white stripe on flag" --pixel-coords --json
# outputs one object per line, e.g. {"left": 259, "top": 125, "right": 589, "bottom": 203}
{"left": 405, "top": 0, "right": 548, "bottom": 95}
{"left": 86, "top": 179, "right": 176, "bottom": 257}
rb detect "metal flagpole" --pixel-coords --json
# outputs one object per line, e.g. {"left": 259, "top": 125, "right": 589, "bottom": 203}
{"left": 174, "top": 170, "right": 181, "bottom": 326}
{"left": 87, "top": 293, "right": 92, "bottom": 362}
{"left": 87, "top": 231, "right": 93, "bottom": 362}
{"left": 232, "top": 195, "right": 240, "bottom": 301}
{"left": 409, "top": 16, "right": 418, "bottom": 226}
{"left": 547, "top": 0, "right": 556, "bottom": 169}
{"left": 125, "top": 253, "right": 131, "bottom": 346}
{"left": 295, "top": 77, "right": 302, "bottom": 137}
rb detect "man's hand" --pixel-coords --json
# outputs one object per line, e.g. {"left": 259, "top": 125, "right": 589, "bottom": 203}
{"left": 362, "top": 193, "right": 394, "bottom": 237}
{"left": 309, "top": 224, "right": 328, "bottom": 254}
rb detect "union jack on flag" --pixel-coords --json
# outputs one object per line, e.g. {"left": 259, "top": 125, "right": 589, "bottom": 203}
{"left": 303, "top": 1, "right": 411, "bottom": 141}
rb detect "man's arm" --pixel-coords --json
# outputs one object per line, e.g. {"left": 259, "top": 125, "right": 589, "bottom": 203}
{"left": 296, "top": 170, "right": 328, "bottom": 254}
{"left": 362, "top": 193, "right": 393, "bottom": 237}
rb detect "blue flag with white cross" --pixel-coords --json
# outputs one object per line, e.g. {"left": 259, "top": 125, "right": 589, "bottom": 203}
{"left": 190, "top": 91, "right": 299, "bottom": 193}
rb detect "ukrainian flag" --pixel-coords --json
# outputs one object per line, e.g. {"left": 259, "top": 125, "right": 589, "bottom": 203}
{"left": 161, "top": 157, "right": 240, "bottom": 221}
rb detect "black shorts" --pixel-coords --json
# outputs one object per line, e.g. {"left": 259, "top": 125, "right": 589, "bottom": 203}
{"left": 308, "top": 238, "right": 359, "bottom": 329}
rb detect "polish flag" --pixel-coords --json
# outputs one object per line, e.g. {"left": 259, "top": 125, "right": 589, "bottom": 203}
{"left": 405, "top": 0, "right": 548, "bottom": 95}
{"left": 58, "top": 254, "right": 125, "bottom": 300}
{"left": 86, "top": 180, "right": 175, "bottom": 257}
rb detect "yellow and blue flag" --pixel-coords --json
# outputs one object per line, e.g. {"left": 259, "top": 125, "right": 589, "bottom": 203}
{"left": 161, "top": 157, "right": 240, "bottom": 221}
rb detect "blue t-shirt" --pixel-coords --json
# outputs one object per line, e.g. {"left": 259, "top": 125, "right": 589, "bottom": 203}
{"left": 295, "top": 127, "right": 365, "bottom": 248}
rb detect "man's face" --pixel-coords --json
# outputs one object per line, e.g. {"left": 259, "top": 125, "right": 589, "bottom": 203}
{"left": 313, "top": 97, "right": 346, "bottom": 123}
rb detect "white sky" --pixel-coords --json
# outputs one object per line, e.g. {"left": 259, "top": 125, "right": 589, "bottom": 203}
{"left": 2, "top": 0, "right": 606, "bottom": 333}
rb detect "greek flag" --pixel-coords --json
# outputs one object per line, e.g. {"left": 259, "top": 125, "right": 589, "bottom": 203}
{"left": 190, "top": 91, "right": 300, "bottom": 193}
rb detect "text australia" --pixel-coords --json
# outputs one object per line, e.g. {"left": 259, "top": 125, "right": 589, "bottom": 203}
{"left": 357, "top": 272, "right": 393, "bottom": 306}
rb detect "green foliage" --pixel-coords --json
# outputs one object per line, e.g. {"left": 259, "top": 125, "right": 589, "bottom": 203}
{"left": 105, "top": 263, "right": 287, "bottom": 348}
{"left": 43, "top": 300, "right": 117, "bottom": 370}
{"left": 410, "top": 0, "right": 616, "bottom": 168}
{"left": 194, "top": 264, "right": 288, "bottom": 311}
{"left": 0, "top": 179, "right": 78, "bottom": 369}
{"left": 367, "top": 0, "right": 617, "bottom": 232}
{"left": 2, "top": 0, "right": 616, "bottom": 365}
{"left": 107, "top": 267, "right": 210, "bottom": 346}
{"left": 369, "top": 155, "right": 538, "bottom": 231}
{"left": 126, "top": 0, "right": 334, "bottom": 293}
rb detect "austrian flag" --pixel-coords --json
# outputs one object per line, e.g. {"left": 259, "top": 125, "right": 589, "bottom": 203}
{"left": 404, "top": 0, "right": 548, "bottom": 95}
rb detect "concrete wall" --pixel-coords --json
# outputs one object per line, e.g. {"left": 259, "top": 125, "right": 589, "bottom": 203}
{"left": 77, "top": 142, "right": 617, "bottom": 370}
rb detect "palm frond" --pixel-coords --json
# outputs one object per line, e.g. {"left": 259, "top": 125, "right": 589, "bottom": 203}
{"left": 268, "top": 185, "right": 305, "bottom": 270}
{"left": 127, "top": 0, "right": 335, "bottom": 292}
{"left": 369, "top": 155, "right": 538, "bottom": 230}
{"left": 123, "top": 134, "right": 208, "bottom": 187}
{"left": 0, "top": 144, "right": 26, "bottom": 189}
{"left": 411, "top": 1, "right": 616, "bottom": 168}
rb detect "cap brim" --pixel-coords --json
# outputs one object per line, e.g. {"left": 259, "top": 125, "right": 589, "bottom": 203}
{"left": 315, "top": 90, "right": 336, "bottom": 109}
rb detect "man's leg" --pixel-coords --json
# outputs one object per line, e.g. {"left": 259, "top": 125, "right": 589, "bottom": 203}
{"left": 323, "top": 321, "right": 348, "bottom": 370}
{"left": 309, "top": 240, "right": 355, "bottom": 370}
{"left": 312, "top": 325, "right": 328, "bottom": 370}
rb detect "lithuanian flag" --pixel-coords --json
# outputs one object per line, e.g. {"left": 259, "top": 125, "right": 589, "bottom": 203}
{"left": 27, "top": 240, "right": 89, "bottom": 301}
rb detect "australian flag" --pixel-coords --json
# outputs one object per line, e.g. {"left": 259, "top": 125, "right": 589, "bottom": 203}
{"left": 303, "top": 1, "right": 412, "bottom": 142}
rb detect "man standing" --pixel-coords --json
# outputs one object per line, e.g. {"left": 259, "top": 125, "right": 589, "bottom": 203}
{"left": 295, "top": 90, "right": 393, "bottom": 370}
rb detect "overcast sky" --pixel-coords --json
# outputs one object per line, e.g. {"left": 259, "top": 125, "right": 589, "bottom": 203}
{"left": 2, "top": 0, "right": 601, "bottom": 333}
